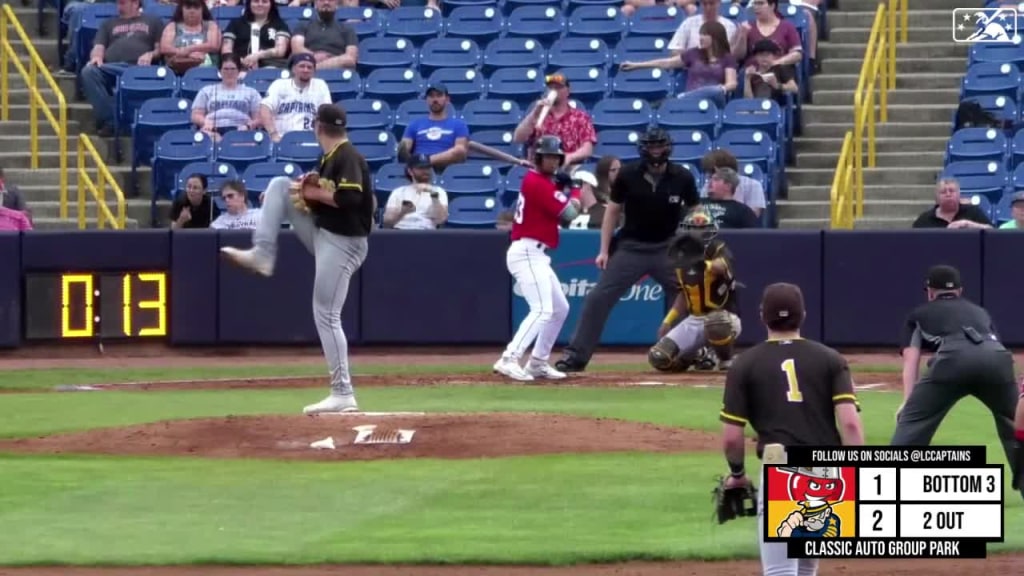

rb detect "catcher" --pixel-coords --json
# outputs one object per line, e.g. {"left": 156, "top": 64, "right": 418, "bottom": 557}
{"left": 647, "top": 208, "right": 742, "bottom": 373}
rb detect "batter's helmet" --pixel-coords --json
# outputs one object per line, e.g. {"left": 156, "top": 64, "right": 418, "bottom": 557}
{"left": 534, "top": 135, "right": 566, "bottom": 164}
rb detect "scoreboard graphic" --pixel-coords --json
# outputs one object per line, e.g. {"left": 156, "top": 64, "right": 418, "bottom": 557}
{"left": 761, "top": 444, "right": 1005, "bottom": 559}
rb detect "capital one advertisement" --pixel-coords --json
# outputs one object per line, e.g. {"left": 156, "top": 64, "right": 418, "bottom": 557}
{"left": 510, "top": 230, "right": 666, "bottom": 345}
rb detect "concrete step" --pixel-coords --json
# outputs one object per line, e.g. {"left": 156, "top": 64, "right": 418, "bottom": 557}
{"left": 853, "top": 217, "right": 926, "bottom": 230}
{"left": 28, "top": 200, "right": 156, "bottom": 228}
{"left": 811, "top": 72, "right": 962, "bottom": 92}
{"left": 7, "top": 38, "right": 60, "bottom": 69}
{"left": 819, "top": 42, "right": 967, "bottom": 60}
{"left": 795, "top": 137, "right": 949, "bottom": 155}
{"left": 788, "top": 166, "right": 941, "bottom": 187}
{"left": 778, "top": 217, "right": 833, "bottom": 230}
{"left": 0, "top": 151, "right": 77, "bottom": 169}
{"left": 809, "top": 88, "right": 961, "bottom": 108}
{"left": 4, "top": 103, "right": 102, "bottom": 130}
{"left": 6, "top": 9, "right": 60, "bottom": 41}
{"left": 800, "top": 121, "right": 952, "bottom": 139}
{"left": 0, "top": 135, "right": 116, "bottom": 157}
{"left": 801, "top": 104, "right": 955, "bottom": 124}
{"left": 777, "top": 199, "right": 930, "bottom": 220}
{"left": 0, "top": 119, "right": 84, "bottom": 135}
{"left": 3, "top": 81, "right": 81, "bottom": 108}
{"left": 3, "top": 166, "right": 152, "bottom": 198}
{"left": 31, "top": 217, "right": 142, "bottom": 230}
{"left": 824, "top": 57, "right": 967, "bottom": 76}
{"left": 826, "top": 26, "right": 957, "bottom": 45}
{"left": 828, "top": 10, "right": 949, "bottom": 29}
{"left": 787, "top": 184, "right": 938, "bottom": 202}
{"left": 795, "top": 150, "right": 947, "bottom": 170}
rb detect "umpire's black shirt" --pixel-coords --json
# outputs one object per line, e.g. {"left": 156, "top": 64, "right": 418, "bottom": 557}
{"left": 899, "top": 294, "right": 1000, "bottom": 354}
{"left": 610, "top": 161, "right": 699, "bottom": 243}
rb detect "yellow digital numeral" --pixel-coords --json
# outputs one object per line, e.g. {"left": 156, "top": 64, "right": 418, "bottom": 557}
{"left": 781, "top": 358, "right": 803, "bottom": 402}
{"left": 61, "top": 274, "right": 94, "bottom": 338}
{"left": 122, "top": 274, "right": 132, "bottom": 337}
{"left": 136, "top": 273, "right": 167, "bottom": 337}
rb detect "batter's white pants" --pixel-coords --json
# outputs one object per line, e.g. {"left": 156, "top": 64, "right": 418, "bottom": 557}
{"left": 758, "top": 466, "right": 820, "bottom": 576}
{"left": 503, "top": 238, "right": 570, "bottom": 363}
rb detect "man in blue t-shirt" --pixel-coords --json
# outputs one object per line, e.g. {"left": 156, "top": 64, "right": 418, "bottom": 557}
{"left": 398, "top": 83, "right": 469, "bottom": 171}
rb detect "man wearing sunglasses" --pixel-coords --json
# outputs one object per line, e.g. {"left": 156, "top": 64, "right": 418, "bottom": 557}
{"left": 512, "top": 73, "right": 597, "bottom": 171}
{"left": 210, "top": 180, "right": 262, "bottom": 230}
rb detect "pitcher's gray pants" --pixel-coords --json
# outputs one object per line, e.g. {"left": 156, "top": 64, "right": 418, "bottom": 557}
{"left": 252, "top": 177, "right": 368, "bottom": 396}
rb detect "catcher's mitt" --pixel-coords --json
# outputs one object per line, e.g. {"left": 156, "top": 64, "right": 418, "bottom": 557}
{"left": 711, "top": 476, "right": 757, "bottom": 524}
{"left": 289, "top": 172, "right": 321, "bottom": 214}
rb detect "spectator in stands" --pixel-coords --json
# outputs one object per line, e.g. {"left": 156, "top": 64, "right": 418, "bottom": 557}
{"left": 159, "top": 0, "right": 223, "bottom": 75}
{"left": 737, "top": 0, "right": 803, "bottom": 69}
{"left": 289, "top": 0, "right": 359, "bottom": 70}
{"left": 57, "top": 0, "right": 115, "bottom": 76}
{"left": 701, "top": 167, "right": 760, "bottom": 228}
{"left": 566, "top": 157, "right": 619, "bottom": 229}
{"left": 911, "top": 178, "right": 993, "bottom": 229}
{"left": 259, "top": 53, "right": 332, "bottom": 142}
{"left": 211, "top": 181, "right": 263, "bottom": 229}
{"left": 620, "top": 20, "right": 737, "bottom": 106}
{"left": 513, "top": 73, "right": 598, "bottom": 169}
{"left": 699, "top": 149, "right": 766, "bottom": 217}
{"left": 621, "top": 0, "right": 696, "bottom": 19}
{"left": 743, "top": 39, "right": 799, "bottom": 105}
{"left": 0, "top": 205, "right": 31, "bottom": 230}
{"left": 0, "top": 168, "right": 31, "bottom": 224}
{"left": 170, "top": 174, "right": 214, "bottom": 229}
{"left": 998, "top": 192, "right": 1024, "bottom": 230}
{"left": 221, "top": 0, "right": 291, "bottom": 71}
{"left": 79, "top": 0, "right": 165, "bottom": 137}
{"left": 397, "top": 83, "right": 469, "bottom": 171}
{"left": 381, "top": 154, "right": 450, "bottom": 230}
{"left": 666, "top": 0, "right": 741, "bottom": 58}
{"left": 191, "top": 54, "right": 264, "bottom": 140}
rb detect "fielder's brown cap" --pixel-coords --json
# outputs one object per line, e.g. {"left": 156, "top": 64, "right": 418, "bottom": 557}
{"left": 315, "top": 103, "right": 347, "bottom": 128}
{"left": 761, "top": 282, "right": 805, "bottom": 326}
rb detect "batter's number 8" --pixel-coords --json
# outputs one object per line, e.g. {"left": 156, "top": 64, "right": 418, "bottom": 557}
{"left": 780, "top": 358, "right": 803, "bottom": 403}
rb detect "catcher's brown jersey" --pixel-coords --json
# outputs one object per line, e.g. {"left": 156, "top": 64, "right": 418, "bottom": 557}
{"left": 311, "top": 139, "right": 375, "bottom": 237}
{"left": 676, "top": 238, "right": 739, "bottom": 316}
{"left": 720, "top": 338, "right": 859, "bottom": 456}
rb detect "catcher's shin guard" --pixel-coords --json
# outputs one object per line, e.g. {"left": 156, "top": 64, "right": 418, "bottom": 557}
{"left": 704, "top": 311, "right": 737, "bottom": 363}
{"left": 648, "top": 337, "right": 694, "bottom": 372}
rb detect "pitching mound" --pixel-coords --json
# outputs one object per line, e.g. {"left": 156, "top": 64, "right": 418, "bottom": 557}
{"left": 0, "top": 413, "right": 725, "bottom": 461}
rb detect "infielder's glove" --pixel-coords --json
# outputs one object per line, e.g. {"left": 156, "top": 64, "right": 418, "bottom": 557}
{"left": 711, "top": 476, "right": 757, "bottom": 524}
{"left": 289, "top": 172, "right": 320, "bottom": 214}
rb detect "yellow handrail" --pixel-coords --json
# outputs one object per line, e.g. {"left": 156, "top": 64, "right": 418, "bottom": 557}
{"left": 829, "top": 0, "right": 907, "bottom": 229}
{"left": 0, "top": 4, "right": 67, "bottom": 218}
{"left": 78, "top": 134, "right": 126, "bottom": 229}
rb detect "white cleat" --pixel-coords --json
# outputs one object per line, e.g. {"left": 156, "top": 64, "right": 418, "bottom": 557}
{"left": 492, "top": 357, "right": 534, "bottom": 382}
{"left": 526, "top": 360, "right": 567, "bottom": 380}
{"left": 220, "top": 246, "right": 273, "bottom": 277}
{"left": 303, "top": 393, "right": 359, "bottom": 415}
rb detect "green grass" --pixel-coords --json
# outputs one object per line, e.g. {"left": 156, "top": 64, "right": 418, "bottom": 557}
{"left": 0, "top": 362, "right": 1017, "bottom": 566}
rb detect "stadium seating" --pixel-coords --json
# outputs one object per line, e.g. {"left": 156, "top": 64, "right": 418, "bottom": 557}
{"left": 338, "top": 98, "right": 394, "bottom": 131}
{"left": 445, "top": 195, "right": 502, "bottom": 228}
{"left": 273, "top": 130, "right": 321, "bottom": 172}
{"left": 132, "top": 97, "right": 193, "bottom": 186}
{"left": 179, "top": 66, "right": 222, "bottom": 101}
{"left": 317, "top": 69, "right": 363, "bottom": 102}
{"left": 383, "top": 6, "right": 445, "bottom": 46}
{"left": 214, "top": 130, "right": 273, "bottom": 174}
{"left": 440, "top": 161, "right": 504, "bottom": 199}
{"left": 418, "top": 38, "right": 483, "bottom": 77}
{"left": 591, "top": 98, "right": 654, "bottom": 131}
{"left": 241, "top": 162, "right": 304, "bottom": 205}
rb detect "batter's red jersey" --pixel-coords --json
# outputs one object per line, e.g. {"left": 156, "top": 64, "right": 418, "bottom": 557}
{"left": 510, "top": 169, "right": 580, "bottom": 249}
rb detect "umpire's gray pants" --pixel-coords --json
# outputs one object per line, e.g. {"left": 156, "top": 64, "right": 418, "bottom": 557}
{"left": 253, "top": 177, "right": 368, "bottom": 396}
{"left": 563, "top": 238, "right": 678, "bottom": 364}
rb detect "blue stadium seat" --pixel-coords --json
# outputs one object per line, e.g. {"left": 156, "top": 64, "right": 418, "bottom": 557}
{"left": 567, "top": 5, "right": 627, "bottom": 42}
{"left": 504, "top": 6, "right": 567, "bottom": 44}
{"left": 552, "top": 66, "right": 609, "bottom": 107}
{"left": 373, "top": 162, "right": 415, "bottom": 211}
{"left": 115, "top": 66, "right": 178, "bottom": 138}
{"left": 362, "top": 68, "right": 426, "bottom": 107}
{"left": 719, "top": 1, "right": 747, "bottom": 23}
{"left": 337, "top": 98, "right": 393, "bottom": 130}
{"left": 175, "top": 161, "right": 239, "bottom": 196}
{"left": 241, "top": 161, "right": 304, "bottom": 205}
{"left": 179, "top": 66, "right": 222, "bottom": 101}
{"left": 655, "top": 95, "right": 720, "bottom": 137}
{"left": 947, "top": 127, "right": 1008, "bottom": 165}
{"left": 141, "top": 1, "right": 175, "bottom": 20}
{"left": 1011, "top": 128, "right": 1024, "bottom": 167}
{"left": 445, "top": 5, "right": 505, "bottom": 44}
{"left": 969, "top": 43, "right": 1024, "bottom": 70}
{"left": 739, "top": 163, "right": 766, "bottom": 187}
{"left": 667, "top": 129, "right": 713, "bottom": 164}
{"left": 994, "top": 189, "right": 1017, "bottom": 223}
{"left": 131, "top": 97, "right": 192, "bottom": 177}
{"left": 467, "top": 129, "right": 521, "bottom": 162}
{"left": 278, "top": 5, "right": 313, "bottom": 23}
{"left": 76, "top": 5, "right": 119, "bottom": 74}
{"left": 547, "top": 37, "right": 611, "bottom": 70}
{"left": 590, "top": 98, "right": 653, "bottom": 130}
{"left": 393, "top": 99, "right": 457, "bottom": 141}
{"left": 442, "top": 0, "right": 498, "bottom": 18}
{"left": 440, "top": 161, "right": 503, "bottom": 198}
{"left": 593, "top": 129, "right": 642, "bottom": 161}
{"left": 940, "top": 160, "right": 1009, "bottom": 200}
{"left": 779, "top": 3, "right": 809, "bottom": 36}
{"left": 1013, "top": 162, "right": 1024, "bottom": 190}
{"left": 501, "top": 165, "right": 529, "bottom": 208}
{"left": 612, "top": 36, "right": 671, "bottom": 67}
{"left": 611, "top": 68, "right": 672, "bottom": 100}
{"left": 418, "top": 38, "right": 484, "bottom": 77}
{"left": 461, "top": 99, "right": 524, "bottom": 131}
{"left": 715, "top": 129, "right": 775, "bottom": 172}
{"left": 383, "top": 6, "right": 444, "bottom": 46}
{"left": 482, "top": 38, "right": 547, "bottom": 72}
{"left": 357, "top": 37, "right": 418, "bottom": 75}
{"left": 961, "top": 193, "right": 994, "bottom": 221}
{"left": 426, "top": 68, "right": 486, "bottom": 106}
{"left": 348, "top": 129, "right": 397, "bottom": 170}
{"left": 625, "top": 5, "right": 684, "bottom": 38}
{"left": 243, "top": 67, "right": 290, "bottom": 96}
{"left": 721, "top": 98, "right": 783, "bottom": 138}
{"left": 486, "top": 68, "right": 546, "bottom": 108}
{"left": 273, "top": 130, "right": 321, "bottom": 172}
{"left": 959, "top": 95, "right": 1018, "bottom": 126}
{"left": 502, "top": 0, "right": 561, "bottom": 16}
{"left": 214, "top": 130, "right": 273, "bottom": 173}
{"left": 566, "top": 0, "right": 620, "bottom": 15}
{"left": 337, "top": 6, "right": 385, "bottom": 39}
{"left": 150, "top": 130, "right": 215, "bottom": 222}
{"left": 212, "top": 5, "right": 244, "bottom": 22}
{"left": 316, "top": 69, "right": 362, "bottom": 101}
{"left": 445, "top": 195, "right": 502, "bottom": 228}
{"left": 961, "top": 62, "right": 1022, "bottom": 103}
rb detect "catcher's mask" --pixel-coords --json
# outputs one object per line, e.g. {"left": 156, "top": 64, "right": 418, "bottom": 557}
{"left": 534, "top": 135, "right": 566, "bottom": 170}
{"left": 638, "top": 127, "right": 672, "bottom": 169}
{"left": 681, "top": 208, "right": 718, "bottom": 245}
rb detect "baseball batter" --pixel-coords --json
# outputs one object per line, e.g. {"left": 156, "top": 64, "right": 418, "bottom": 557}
{"left": 648, "top": 208, "right": 742, "bottom": 373}
{"left": 719, "top": 282, "right": 865, "bottom": 576}
{"left": 259, "top": 52, "right": 332, "bottom": 142}
{"left": 493, "top": 136, "right": 582, "bottom": 382}
{"left": 221, "top": 103, "right": 375, "bottom": 414}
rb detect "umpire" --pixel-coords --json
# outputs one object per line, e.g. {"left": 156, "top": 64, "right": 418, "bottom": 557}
{"left": 555, "top": 127, "right": 699, "bottom": 372}
{"left": 891, "top": 265, "right": 1023, "bottom": 499}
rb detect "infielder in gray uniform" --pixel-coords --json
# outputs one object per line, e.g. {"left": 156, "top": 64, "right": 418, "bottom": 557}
{"left": 222, "top": 103, "right": 375, "bottom": 415}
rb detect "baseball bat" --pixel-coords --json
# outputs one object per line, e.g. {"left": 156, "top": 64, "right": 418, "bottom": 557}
{"left": 535, "top": 89, "right": 557, "bottom": 127}
{"left": 467, "top": 140, "right": 527, "bottom": 166}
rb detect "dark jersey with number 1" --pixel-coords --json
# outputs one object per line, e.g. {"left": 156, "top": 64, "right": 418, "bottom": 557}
{"left": 719, "top": 338, "right": 860, "bottom": 457}
{"left": 311, "top": 139, "right": 376, "bottom": 237}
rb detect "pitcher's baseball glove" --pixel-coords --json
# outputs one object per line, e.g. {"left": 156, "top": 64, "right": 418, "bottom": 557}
{"left": 712, "top": 476, "right": 757, "bottom": 524}
{"left": 289, "top": 172, "right": 321, "bottom": 214}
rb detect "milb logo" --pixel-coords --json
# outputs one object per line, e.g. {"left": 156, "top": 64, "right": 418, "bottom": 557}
{"left": 952, "top": 7, "right": 1021, "bottom": 43}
